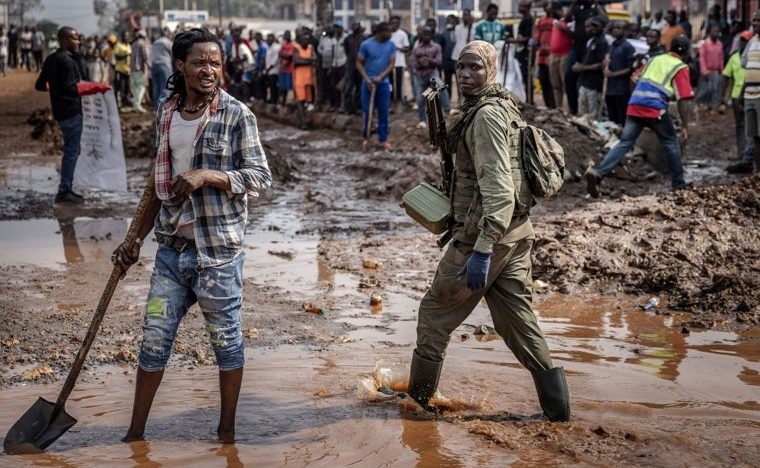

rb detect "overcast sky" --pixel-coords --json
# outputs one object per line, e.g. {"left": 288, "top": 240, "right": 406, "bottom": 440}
{"left": 37, "top": 0, "right": 99, "bottom": 35}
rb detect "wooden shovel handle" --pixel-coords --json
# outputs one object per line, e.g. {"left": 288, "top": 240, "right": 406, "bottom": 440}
{"left": 54, "top": 171, "right": 156, "bottom": 411}
{"left": 366, "top": 85, "right": 376, "bottom": 140}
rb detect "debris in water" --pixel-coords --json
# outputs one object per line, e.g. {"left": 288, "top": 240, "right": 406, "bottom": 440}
{"left": 356, "top": 362, "right": 410, "bottom": 400}
{"left": 680, "top": 325, "right": 690, "bottom": 335}
{"left": 429, "top": 393, "right": 482, "bottom": 412}
{"left": 591, "top": 426, "right": 609, "bottom": 437}
{"left": 268, "top": 250, "right": 295, "bottom": 260}
{"left": 362, "top": 259, "right": 380, "bottom": 269}
{"left": 314, "top": 386, "right": 331, "bottom": 397}
{"left": 302, "top": 302, "right": 324, "bottom": 315}
{"left": 474, "top": 324, "right": 498, "bottom": 336}
{"left": 370, "top": 293, "right": 383, "bottom": 307}
{"left": 356, "top": 374, "right": 384, "bottom": 400}
{"left": 641, "top": 297, "right": 659, "bottom": 311}
{"left": 378, "top": 386, "right": 405, "bottom": 397}
{"left": 21, "top": 364, "right": 54, "bottom": 381}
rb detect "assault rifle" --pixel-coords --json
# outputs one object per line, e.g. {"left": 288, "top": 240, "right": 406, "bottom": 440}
{"left": 422, "top": 76, "right": 454, "bottom": 248}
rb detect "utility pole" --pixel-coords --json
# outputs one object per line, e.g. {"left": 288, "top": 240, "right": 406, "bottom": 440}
{"left": 315, "top": 0, "right": 333, "bottom": 29}
{"left": 158, "top": 0, "right": 164, "bottom": 31}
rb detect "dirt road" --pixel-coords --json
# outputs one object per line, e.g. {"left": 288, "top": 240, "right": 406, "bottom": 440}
{"left": 1, "top": 69, "right": 758, "bottom": 466}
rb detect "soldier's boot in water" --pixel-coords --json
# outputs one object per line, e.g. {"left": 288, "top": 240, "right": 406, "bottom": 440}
{"left": 407, "top": 349, "right": 442, "bottom": 411}
{"left": 532, "top": 366, "right": 571, "bottom": 422}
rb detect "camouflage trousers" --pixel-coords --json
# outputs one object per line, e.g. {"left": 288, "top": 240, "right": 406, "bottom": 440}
{"left": 415, "top": 238, "right": 553, "bottom": 373}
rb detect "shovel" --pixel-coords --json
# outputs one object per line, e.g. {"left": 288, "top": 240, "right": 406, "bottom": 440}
{"left": 365, "top": 83, "right": 376, "bottom": 141}
{"left": 3, "top": 175, "right": 156, "bottom": 454}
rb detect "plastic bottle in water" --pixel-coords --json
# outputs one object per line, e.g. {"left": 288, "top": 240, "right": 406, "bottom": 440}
{"left": 642, "top": 297, "right": 659, "bottom": 310}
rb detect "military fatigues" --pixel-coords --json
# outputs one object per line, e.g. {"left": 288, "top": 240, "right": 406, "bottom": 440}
{"left": 415, "top": 96, "right": 553, "bottom": 373}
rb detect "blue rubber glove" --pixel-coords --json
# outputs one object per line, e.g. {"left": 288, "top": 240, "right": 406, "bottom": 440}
{"left": 458, "top": 251, "right": 491, "bottom": 291}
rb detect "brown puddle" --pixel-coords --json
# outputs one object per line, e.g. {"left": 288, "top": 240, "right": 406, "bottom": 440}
{"left": 0, "top": 348, "right": 518, "bottom": 466}
{"left": 1, "top": 292, "right": 758, "bottom": 465}
{"left": 2, "top": 210, "right": 759, "bottom": 465}
{"left": 0, "top": 217, "right": 157, "bottom": 270}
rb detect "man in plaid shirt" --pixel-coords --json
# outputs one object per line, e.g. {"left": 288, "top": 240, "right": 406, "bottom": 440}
{"left": 112, "top": 28, "right": 271, "bottom": 444}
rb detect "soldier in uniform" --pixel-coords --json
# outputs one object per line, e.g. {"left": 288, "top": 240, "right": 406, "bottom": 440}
{"left": 405, "top": 40, "right": 570, "bottom": 422}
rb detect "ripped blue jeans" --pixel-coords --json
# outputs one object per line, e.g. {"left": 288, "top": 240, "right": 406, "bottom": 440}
{"left": 139, "top": 244, "right": 245, "bottom": 372}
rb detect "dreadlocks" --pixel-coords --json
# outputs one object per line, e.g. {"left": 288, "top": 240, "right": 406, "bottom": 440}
{"left": 166, "top": 27, "right": 223, "bottom": 97}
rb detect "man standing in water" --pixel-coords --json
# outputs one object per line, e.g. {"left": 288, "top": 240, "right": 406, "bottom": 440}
{"left": 405, "top": 40, "right": 570, "bottom": 422}
{"left": 111, "top": 28, "right": 271, "bottom": 443}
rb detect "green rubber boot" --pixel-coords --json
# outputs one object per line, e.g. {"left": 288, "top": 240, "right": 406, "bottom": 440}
{"left": 407, "top": 350, "right": 442, "bottom": 409}
{"left": 532, "top": 366, "right": 571, "bottom": 422}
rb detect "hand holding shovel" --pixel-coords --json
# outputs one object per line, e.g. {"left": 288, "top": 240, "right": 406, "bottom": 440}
{"left": 3, "top": 173, "right": 156, "bottom": 454}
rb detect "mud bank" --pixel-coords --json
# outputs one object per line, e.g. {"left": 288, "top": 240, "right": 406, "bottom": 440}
{"left": 250, "top": 98, "right": 739, "bottom": 206}
{"left": 321, "top": 175, "right": 760, "bottom": 330}
{"left": 533, "top": 175, "right": 760, "bottom": 328}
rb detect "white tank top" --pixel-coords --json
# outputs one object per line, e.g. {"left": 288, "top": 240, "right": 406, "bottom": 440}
{"left": 169, "top": 110, "right": 203, "bottom": 239}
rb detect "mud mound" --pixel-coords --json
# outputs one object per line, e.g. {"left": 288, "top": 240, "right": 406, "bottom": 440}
{"left": 28, "top": 108, "right": 156, "bottom": 158}
{"left": 262, "top": 141, "right": 297, "bottom": 183}
{"left": 27, "top": 108, "right": 62, "bottom": 154}
{"left": 533, "top": 175, "right": 760, "bottom": 328}
{"left": 121, "top": 118, "right": 155, "bottom": 158}
{"left": 518, "top": 104, "right": 605, "bottom": 176}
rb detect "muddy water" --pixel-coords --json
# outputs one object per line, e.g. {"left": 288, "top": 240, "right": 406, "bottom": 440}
{"left": 2, "top": 120, "right": 759, "bottom": 465}
{"left": 0, "top": 348, "right": 518, "bottom": 467}
{"left": 0, "top": 217, "right": 158, "bottom": 270}
{"left": 0, "top": 153, "right": 59, "bottom": 194}
{"left": 1, "top": 296, "right": 757, "bottom": 466}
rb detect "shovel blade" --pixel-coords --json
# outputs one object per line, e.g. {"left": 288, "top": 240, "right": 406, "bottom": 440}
{"left": 3, "top": 397, "right": 77, "bottom": 454}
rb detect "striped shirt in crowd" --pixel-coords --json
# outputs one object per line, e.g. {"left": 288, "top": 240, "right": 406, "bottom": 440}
{"left": 742, "top": 36, "right": 760, "bottom": 100}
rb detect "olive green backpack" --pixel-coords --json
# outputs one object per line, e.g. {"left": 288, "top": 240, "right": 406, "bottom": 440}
{"left": 519, "top": 121, "right": 565, "bottom": 198}
{"left": 465, "top": 98, "right": 566, "bottom": 199}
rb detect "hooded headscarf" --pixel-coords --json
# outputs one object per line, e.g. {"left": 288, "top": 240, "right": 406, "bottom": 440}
{"left": 458, "top": 40, "right": 498, "bottom": 97}
{"left": 449, "top": 40, "right": 513, "bottom": 146}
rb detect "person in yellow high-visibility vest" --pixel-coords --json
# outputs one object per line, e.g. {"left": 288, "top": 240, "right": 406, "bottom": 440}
{"left": 585, "top": 35, "right": 694, "bottom": 197}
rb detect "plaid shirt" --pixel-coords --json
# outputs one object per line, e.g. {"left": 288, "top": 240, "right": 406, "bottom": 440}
{"left": 154, "top": 89, "right": 272, "bottom": 268}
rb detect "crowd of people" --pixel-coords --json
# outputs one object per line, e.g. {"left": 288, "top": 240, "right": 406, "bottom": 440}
{"left": 6, "top": 1, "right": 760, "bottom": 180}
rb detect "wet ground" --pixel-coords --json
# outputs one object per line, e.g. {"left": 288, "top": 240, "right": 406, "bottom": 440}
{"left": 1, "top": 69, "right": 759, "bottom": 465}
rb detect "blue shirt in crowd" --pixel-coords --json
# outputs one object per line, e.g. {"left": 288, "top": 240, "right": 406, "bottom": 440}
{"left": 255, "top": 42, "right": 268, "bottom": 72}
{"left": 358, "top": 37, "right": 396, "bottom": 83}
{"left": 606, "top": 38, "right": 635, "bottom": 96}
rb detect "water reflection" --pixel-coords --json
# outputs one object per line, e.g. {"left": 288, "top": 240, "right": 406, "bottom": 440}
{"left": 22, "top": 452, "right": 81, "bottom": 467}
{"left": 537, "top": 295, "right": 760, "bottom": 394}
{"left": 215, "top": 444, "right": 243, "bottom": 468}
{"left": 56, "top": 212, "right": 83, "bottom": 264}
{"left": 128, "top": 440, "right": 161, "bottom": 467}
{"left": 0, "top": 156, "right": 59, "bottom": 193}
{"left": 0, "top": 216, "right": 157, "bottom": 269}
{"left": 400, "top": 417, "right": 461, "bottom": 468}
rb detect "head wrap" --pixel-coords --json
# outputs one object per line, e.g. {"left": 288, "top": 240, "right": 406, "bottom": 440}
{"left": 458, "top": 40, "right": 498, "bottom": 97}
{"left": 448, "top": 40, "right": 518, "bottom": 148}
